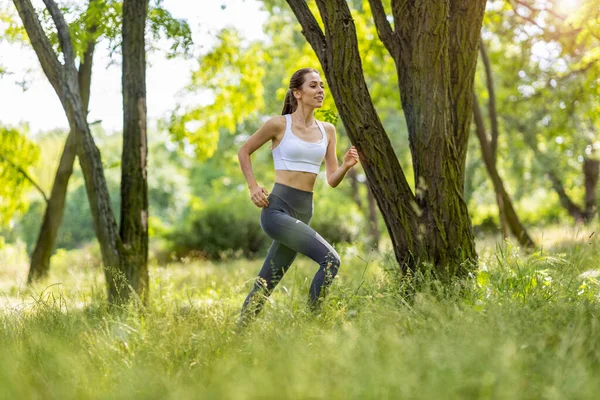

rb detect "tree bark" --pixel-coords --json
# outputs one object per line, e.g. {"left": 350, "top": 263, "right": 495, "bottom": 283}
{"left": 583, "top": 156, "right": 599, "bottom": 220}
{"left": 120, "top": 0, "right": 149, "bottom": 300}
{"left": 472, "top": 94, "right": 535, "bottom": 248}
{"left": 28, "top": 9, "right": 97, "bottom": 283}
{"left": 366, "top": 180, "right": 380, "bottom": 251}
{"left": 287, "top": 0, "right": 486, "bottom": 277}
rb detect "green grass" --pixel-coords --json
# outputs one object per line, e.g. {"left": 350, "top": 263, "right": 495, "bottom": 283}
{"left": 1, "top": 227, "right": 600, "bottom": 399}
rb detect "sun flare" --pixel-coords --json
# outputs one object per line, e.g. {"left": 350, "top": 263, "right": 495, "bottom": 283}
{"left": 555, "top": 0, "right": 581, "bottom": 14}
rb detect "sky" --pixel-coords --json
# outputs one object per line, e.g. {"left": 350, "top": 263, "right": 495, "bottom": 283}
{"left": 0, "top": 0, "right": 268, "bottom": 134}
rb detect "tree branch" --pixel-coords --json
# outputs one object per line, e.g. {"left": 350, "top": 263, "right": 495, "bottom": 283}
{"left": 0, "top": 154, "right": 48, "bottom": 203}
{"left": 78, "top": 2, "right": 99, "bottom": 112}
{"left": 368, "top": 0, "right": 398, "bottom": 59}
{"left": 12, "top": 0, "right": 63, "bottom": 95}
{"left": 41, "top": 0, "right": 77, "bottom": 74}
{"left": 285, "top": 0, "right": 328, "bottom": 67}
{"left": 479, "top": 39, "right": 499, "bottom": 164}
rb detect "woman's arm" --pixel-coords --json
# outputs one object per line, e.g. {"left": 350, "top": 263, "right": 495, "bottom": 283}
{"left": 238, "top": 116, "right": 284, "bottom": 207}
{"left": 323, "top": 122, "right": 359, "bottom": 188}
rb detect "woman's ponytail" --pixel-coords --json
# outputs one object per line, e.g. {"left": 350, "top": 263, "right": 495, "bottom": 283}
{"left": 281, "top": 89, "right": 297, "bottom": 115}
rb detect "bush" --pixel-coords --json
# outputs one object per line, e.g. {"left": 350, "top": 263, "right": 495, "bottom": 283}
{"left": 168, "top": 192, "right": 267, "bottom": 260}
{"left": 310, "top": 192, "right": 362, "bottom": 245}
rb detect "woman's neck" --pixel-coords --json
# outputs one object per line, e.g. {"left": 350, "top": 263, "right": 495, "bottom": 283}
{"left": 292, "top": 106, "right": 316, "bottom": 128}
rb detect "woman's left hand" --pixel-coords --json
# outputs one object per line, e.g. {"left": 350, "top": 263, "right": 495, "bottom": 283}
{"left": 343, "top": 146, "right": 359, "bottom": 168}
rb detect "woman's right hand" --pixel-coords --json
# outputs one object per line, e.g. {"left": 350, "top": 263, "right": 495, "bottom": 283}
{"left": 249, "top": 184, "right": 270, "bottom": 208}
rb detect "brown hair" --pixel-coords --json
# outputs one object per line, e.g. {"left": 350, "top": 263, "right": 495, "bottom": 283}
{"left": 281, "top": 68, "right": 320, "bottom": 115}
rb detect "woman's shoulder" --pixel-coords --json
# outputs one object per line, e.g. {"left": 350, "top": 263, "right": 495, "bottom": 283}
{"left": 263, "top": 115, "right": 287, "bottom": 132}
{"left": 318, "top": 120, "right": 336, "bottom": 139}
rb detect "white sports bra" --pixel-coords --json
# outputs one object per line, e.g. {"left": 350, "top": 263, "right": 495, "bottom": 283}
{"left": 272, "top": 114, "right": 328, "bottom": 174}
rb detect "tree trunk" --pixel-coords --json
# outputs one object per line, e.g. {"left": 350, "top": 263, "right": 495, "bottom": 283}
{"left": 346, "top": 167, "right": 363, "bottom": 208}
{"left": 583, "top": 156, "right": 599, "bottom": 221}
{"left": 28, "top": 21, "right": 96, "bottom": 283}
{"left": 120, "top": 0, "right": 149, "bottom": 300}
{"left": 393, "top": 0, "right": 479, "bottom": 274}
{"left": 473, "top": 94, "right": 535, "bottom": 248}
{"left": 287, "top": 0, "right": 486, "bottom": 277}
{"left": 366, "top": 181, "right": 380, "bottom": 251}
{"left": 478, "top": 39, "right": 508, "bottom": 237}
{"left": 546, "top": 171, "right": 587, "bottom": 222}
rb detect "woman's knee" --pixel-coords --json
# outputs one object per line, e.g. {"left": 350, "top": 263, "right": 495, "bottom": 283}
{"left": 323, "top": 249, "right": 341, "bottom": 273}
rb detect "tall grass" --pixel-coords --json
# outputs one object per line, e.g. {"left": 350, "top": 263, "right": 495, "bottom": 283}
{"left": 1, "top": 227, "right": 600, "bottom": 399}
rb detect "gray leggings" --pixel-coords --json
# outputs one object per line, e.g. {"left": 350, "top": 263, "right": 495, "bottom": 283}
{"left": 241, "top": 182, "right": 341, "bottom": 318}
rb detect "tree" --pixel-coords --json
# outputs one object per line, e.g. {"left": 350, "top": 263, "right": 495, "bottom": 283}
{"left": 120, "top": 0, "right": 149, "bottom": 299}
{"left": 13, "top": 0, "right": 146, "bottom": 303}
{"left": 285, "top": 0, "right": 486, "bottom": 277}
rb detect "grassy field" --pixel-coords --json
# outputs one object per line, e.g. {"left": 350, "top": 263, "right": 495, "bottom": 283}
{"left": 1, "top": 226, "right": 600, "bottom": 399}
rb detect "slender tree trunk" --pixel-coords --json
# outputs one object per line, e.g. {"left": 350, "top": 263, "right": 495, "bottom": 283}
{"left": 28, "top": 24, "right": 96, "bottom": 282}
{"left": 120, "top": 0, "right": 149, "bottom": 300}
{"left": 473, "top": 94, "right": 535, "bottom": 248}
{"left": 496, "top": 192, "right": 509, "bottom": 239}
{"left": 346, "top": 168, "right": 363, "bottom": 208}
{"left": 583, "top": 156, "right": 599, "bottom": 221}
{"left": 478, "top": 39, "right": 509, "bottom": 237}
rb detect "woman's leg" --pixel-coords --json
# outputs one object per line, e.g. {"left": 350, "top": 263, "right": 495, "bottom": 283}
{"left": 241, "top": 240, "right": 298, "bottom": 319}
{"left": 261, "top": 209, "right": 341, "bottom": 311}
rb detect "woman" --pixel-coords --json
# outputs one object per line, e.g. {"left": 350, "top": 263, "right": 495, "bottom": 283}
{"left": 237, "top": 68, "right": 360, "bottom": 323}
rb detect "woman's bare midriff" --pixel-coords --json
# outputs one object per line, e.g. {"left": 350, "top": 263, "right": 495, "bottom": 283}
{"left": 275, "top": 170, "right": 318, "bottom": 192}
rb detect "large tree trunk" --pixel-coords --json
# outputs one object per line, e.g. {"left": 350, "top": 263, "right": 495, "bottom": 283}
{"left": 287, "top": 0, "right": 486, "bottom": 277}
{"left": 393, "top": 0, "right": 479, "bottom": 274}
{"left": 120, "top": 0, "right": 149, "bottom": 300}
{"left": 28, "top": 21, "right": 96, "bottom": 283}
{"left": 472, "top": 94, "right": 535, "bottom": 248}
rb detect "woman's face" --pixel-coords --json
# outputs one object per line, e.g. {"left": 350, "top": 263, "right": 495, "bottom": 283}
{"left": 295, "top": 72, "right": 325, "bottom": 108}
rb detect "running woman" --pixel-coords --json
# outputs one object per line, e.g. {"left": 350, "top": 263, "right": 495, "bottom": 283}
{"left": 237, "top": 68, "right": 360, "bottom": 324}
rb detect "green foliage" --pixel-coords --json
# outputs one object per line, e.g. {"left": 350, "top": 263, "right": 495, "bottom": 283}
{"left": 147, "top": 0, "right": 193, "bottom": 58}
{"left": 310, "top": 185, "right": 364, "bottom": 246}
{"left": 168, "top": 190, "right": 267, "bottom": 260}
{"left": 0, "top": 125, "right": 39, "bottom": 227}
{"left": 168, "top": 28, "right": 266, "bottom": 160}
{"left": 471, "top": 0, "right": 600, "bottom": 224}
